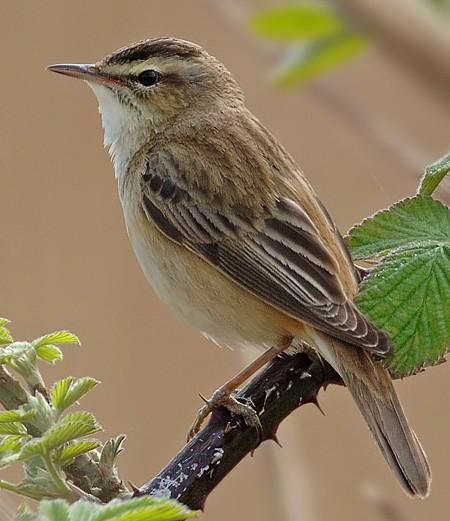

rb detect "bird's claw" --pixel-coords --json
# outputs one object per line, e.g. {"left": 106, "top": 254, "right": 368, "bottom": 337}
{"left": 187, "top": 388, "right": 262, "bottom": 442}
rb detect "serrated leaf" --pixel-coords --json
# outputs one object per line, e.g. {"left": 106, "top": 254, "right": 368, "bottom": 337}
{"left": 274, "top": 32, "right": 367, "bottom": 86}
{"left": 54, "top": 440, "right": 100, "bottom": 465}
{"left": 0, "top": 318, "right": 13, "bottom": 345}
{"left": 356, "top": 244, "right": 450, "bottom": 377}
{"left": 25, "top": 393, "right": 55, "bottom": 434}
{"left": 50, "top": 378, "right": 72, "bottom": 411}
{"left": 100, "top": 434, "right": 126, "bottom": 467}
{"left": 39, "top": 499, "right": 70, "bottom": 521}
{"left": 349, "top": 195, "right": 450, "bottom": 375}
{"left": 0, "top": 435, "right": 26, "bottom": 467}
{"left": 347, "top": 196, "right": 450, "bottom": 260}
{"left": 51, "top": 413, "right": 99, "bottom": 446}
{"left": 51, "top": 377, "right": 99, "bottom": 413}
{"left": 32, "top": 331, "right": 80, "bottom": 349}
{"left": 0, "top": 472, "right": 60, "bottom": 501}
{"left": 19, "top": 439, "right": 48, "bottom": 459}
{"left": 0, "top": 450, "right": 22, "bottom": 469}
{"left": 250, "top": 5, "right": 342, "bottom": 40}
{"left": 20, "top": 412, "right": 101, "bottom": 459}
{"left": 0, "top": 435, "right": 25, "bottom": 453}
{"left": 89, "top": 497, "right": 196, "bottom": 521}
{"left": 0, "top": 431, "right": 29, "bottom": 467}
{"left": 418, "top": 151, "right": 450, "bottom": 196}
{"left": 35, "top": 345, "right": 63, "bottom": 364}
{"left": 11, "top": 498, "right": 195, "bottom": 521}
{"left": 45, "top": 411, "right": 101, "bottom": 449}
{"left": 0, "top": 479, "right": 42, "bottom": 501}
{"left": 0, "top": 342, "right": 33, "bottom": 363}
{"left": 0, "top": 409, "right": 35, "bottom": 423}
{"left": 67, "top": 501, "right": 102, "bottom": 520}
{"left": 0, "top": 422, "right": 28, "bottom": 436}
{"left": 14, "top": 504, "right": 39, "bottom": 521}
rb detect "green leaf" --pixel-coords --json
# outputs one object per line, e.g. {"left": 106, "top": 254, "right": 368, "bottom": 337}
{"left": 32, "top": 331, "right": 80, "bottom": 349}
{"left": 418, "top": 151, "right": 450, "bottom": 196}
{"left": 45, "top": 411, "right": 101, "bottom": 447}
{"left": 50, "top": 378, "right": 72, "bottom": 411}
{"left": 38, "top": 499, "right": 70, "bottom": 521}
{"left": 0, "top": 435, "right": 25, "bottom": 453}
{"left": 54, "top": 440, "right": 100, "bottom": 465}
{"left": 32, "top": 330, "right": 79, "bottom": 364}
{"left": 100, "top": 434, "right": 126, "bottom": 468}
{"left": 347, "top": 196, "right": 450, "bottom": 260}
{"left": 250, "top": 5, "right": 343, "bottom": 40}
{"left": 25, "top": 393, "right": 55, "bottom": 434}
{"left": 89, "top": 497, "right": 196, "bottom": 521}
{"left": 0, "top": 317, "right": 13, "bottom": 346}
{"left": 20, "top": 411, "right": 101, "bottom": 459}
{"left": 65, "top": 501, "right": 99, "bottom": 521}
{"left": 0, "top": 470, "right": 60, "bottom": 501}
{"left": 0, "top": 435, "right": 26, "bottom": 468}
{"left": 35, "top": 345, "right": 63, "bottom": 364}
{"left": 14, "top": 504, "right": 39, "bottom": 521}
{"left": 12, "top": 498, "right": 196, "bottom": 521}
{"left": 349, "top": 196, "right": 450, "bottom": 376}
{"left": 51, "top": 377, "right": 99, "bottom": 413}
{"left": 0, "top": 422, "right": 28, "bottom": 436}
{"left": 0, "top": 342, "right": 45, "bottom": 388}
{"left": 19, "top": 439, "right": 48, "bottom": 459}
{"left": 0, "top": 342, "right": 33, "bottom": 363}
{"left": 0, "top": 430, "right": 29, "bottom": 467}
{"left": 274, "top": 32, "right": 367, "bottom": 86}
{"left": 0, "top": 409, "right": 35, "bottom": 423}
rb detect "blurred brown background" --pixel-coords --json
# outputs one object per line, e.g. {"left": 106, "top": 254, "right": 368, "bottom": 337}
{"left": 1, "top": 1, "right": 449, "bottom": 520}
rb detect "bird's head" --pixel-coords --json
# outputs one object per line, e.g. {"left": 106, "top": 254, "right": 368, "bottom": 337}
{"left": 48, "top": 38, "right": 243, "bottom": 172}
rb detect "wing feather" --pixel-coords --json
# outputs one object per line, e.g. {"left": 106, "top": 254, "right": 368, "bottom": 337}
{"left": 141, "top": 154, "right": 390, "bottom": 354}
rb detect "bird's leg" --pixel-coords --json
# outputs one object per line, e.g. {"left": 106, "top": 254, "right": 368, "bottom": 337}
{"left": 188, "top": 344, "right": 288, "bottom": 441}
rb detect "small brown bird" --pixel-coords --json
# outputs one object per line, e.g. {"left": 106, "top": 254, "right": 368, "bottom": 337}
{"left": 48, "top": 38, "right": 430, "bottom": 496}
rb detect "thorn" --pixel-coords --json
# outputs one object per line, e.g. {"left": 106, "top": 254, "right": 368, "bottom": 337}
{"left": 270, "top": 432, "right": 283, "bottom": 448}
{"left": 198, "top": 393, "right": 209, "bottom": 405}
{"left": 128, "top": 480, "right": 140, "bottom": 495}
{"left": 311, "top": 395, "right": 325, "bottom": 416}
{"left": 224, "top": 421, "right": 233, "bottom": 434}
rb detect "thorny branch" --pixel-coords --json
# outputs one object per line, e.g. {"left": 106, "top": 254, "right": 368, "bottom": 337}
{"left": 0, "top": 346, "right": 341, "bottom": 510}
{"left": 136, "top": 353, "right": 340, "bottom": 511}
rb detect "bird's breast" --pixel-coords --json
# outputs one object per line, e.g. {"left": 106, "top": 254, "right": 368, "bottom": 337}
{"left": 122, "top": 199, "right": 297, "bottom": 352}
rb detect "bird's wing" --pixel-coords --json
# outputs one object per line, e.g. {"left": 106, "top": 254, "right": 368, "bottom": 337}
{"left": 139, "top": 148, "right": 390, "bottom": 354}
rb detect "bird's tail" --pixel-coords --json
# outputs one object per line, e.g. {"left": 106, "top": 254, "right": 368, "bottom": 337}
{"left": 308, "top": 328, "right": 431, "bottom": 497}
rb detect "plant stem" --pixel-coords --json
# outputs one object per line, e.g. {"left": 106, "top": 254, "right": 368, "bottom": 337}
{"left": 43, "top": 454, "right": 77, "bottom": 502}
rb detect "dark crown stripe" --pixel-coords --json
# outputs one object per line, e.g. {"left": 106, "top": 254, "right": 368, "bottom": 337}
{"left": 104, "top": 38, "right": 203, "bottom": 64}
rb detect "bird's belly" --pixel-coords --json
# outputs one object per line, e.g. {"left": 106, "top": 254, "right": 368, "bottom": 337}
{"left": 127, "top": 213, "right": 295, "bottom": 351}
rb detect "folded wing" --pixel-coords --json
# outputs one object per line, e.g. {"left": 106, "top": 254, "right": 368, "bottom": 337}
{"left": 140, "top": 150, "right": 391, "bottom": 355}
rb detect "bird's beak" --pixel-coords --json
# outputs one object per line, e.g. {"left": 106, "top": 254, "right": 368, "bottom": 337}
{"left": 47, "top": 63, "right": 123, "bottom": 86}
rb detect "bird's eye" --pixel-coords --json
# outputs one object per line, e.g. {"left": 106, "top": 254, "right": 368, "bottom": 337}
{"left": 137, "top": 69, "right": 160, "bottom": 87}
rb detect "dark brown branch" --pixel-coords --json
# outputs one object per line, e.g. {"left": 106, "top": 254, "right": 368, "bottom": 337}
{"left": 136, "top": 353, "right": 340, "bottom": 511}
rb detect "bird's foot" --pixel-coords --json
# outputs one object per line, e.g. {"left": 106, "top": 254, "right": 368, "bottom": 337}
{"left": 187, "top": 387, "right": 262, "bottom": 442}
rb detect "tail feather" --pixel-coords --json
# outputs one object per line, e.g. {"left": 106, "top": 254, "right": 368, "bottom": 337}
{"left": 350, "top": 374, "right": 430, "bottom": 497}
{"left": 309, "top": 329, "right": 431, "bottom": 497}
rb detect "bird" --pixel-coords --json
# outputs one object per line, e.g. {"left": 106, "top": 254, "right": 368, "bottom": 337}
{"left": 48, "top": 37, "right": 431, "bottom": 497}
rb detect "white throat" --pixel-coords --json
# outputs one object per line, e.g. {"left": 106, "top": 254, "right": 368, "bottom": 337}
{"left": 88, "top": 83, "right": 147, "bottom": 179}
